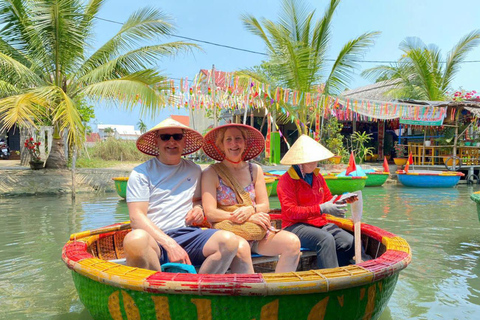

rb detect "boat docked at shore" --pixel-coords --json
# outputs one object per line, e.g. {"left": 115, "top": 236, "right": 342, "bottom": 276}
{"left": 112, "top": 177, "right": 128, "bottom": 198}
{"left": 365, "top": 172, "right": 390, "bottom": 187}
{"left": 396, "top": 170, "right": 464, "bottom": 188}
{"left": 323, "top": 175, "right": 368, "bottom": 194}
{"left": 62, "top": 213, "right": 411, "bottom": 320}
{"left": 470, "top": 191, "right": 480, "bottom": 221}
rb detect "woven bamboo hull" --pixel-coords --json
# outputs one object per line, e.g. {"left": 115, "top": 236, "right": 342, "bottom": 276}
{"left": 62, "top": 215, "right": 411, "bottom": 320}
{"left": 112, "top": 177, "right": 128, "bottom": 198}
{"left": 365, "top": 173, "right": 389, "bottom": 187}
{"left": 72, "top": 271, "right": 399, "bottom": 320}
{"left": 396, "top": 171, "right": 463, "bottom": 188}
{"left": 323, "top": 176, "right": 367, "bottom": 194}
{"left": 470, "top": 192, "right": 480, "bottom": 222}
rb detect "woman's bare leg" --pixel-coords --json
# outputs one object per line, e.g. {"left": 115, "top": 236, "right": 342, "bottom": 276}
{"left": 255, "top": 230, "right": 301, "bottom": 273}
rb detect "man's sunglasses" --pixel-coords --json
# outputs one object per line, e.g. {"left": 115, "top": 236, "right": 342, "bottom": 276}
{"left": 159, "top": 133, "right": 184, "bottom": 141}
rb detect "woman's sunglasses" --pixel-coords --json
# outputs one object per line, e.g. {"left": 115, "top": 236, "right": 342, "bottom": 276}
{"left": 159, "top": 133, "right": 184, "bottom": 141}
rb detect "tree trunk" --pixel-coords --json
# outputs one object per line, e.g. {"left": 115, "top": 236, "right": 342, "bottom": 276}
{"left": 46, "top": 137, "right": 67, "bottom": 169}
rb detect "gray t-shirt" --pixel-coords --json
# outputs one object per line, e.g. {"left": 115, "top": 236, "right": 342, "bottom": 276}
{"left": 126, "top": 157, "right": 201, "bottom": 232}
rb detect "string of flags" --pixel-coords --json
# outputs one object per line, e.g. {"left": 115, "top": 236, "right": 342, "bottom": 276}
{"left": 158, "top": 73, "right": 449, "bottom": 127}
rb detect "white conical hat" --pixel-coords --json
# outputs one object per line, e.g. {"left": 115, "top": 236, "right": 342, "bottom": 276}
{"left": 136, "top": 118, "right": 203, "bottom": 156}
{"left": 280, "top": 135, "right": 334, "bottom": 165}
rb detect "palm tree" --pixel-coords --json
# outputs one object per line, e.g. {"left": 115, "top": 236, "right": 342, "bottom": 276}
{"left": 361, "top": 31, "right": 480, "bottom": 101}
{"left": 137, "top": 119, "right": 148, "bottom": 134}
{"left": 0, "top": 0, "right": 197, "bottom": 168}
{"left": 241, "top": 0, "right": 379, "bottom": 134}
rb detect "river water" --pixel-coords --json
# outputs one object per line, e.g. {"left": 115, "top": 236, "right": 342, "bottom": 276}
{"left": 1, "top": 184, "right": 480, "bottom": 319}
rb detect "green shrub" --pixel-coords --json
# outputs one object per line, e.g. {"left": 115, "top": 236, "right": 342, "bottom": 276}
{"left": 84, "top": 138, "right": 150, "bottom": 162}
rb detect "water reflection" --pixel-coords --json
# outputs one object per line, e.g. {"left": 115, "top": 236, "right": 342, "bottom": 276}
{"left": 0, "top": 185, "right": 480, "bottom": 319}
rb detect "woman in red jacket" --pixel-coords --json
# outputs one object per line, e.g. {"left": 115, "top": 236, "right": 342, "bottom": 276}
{"left": 277, "top": 135, "right": 357, "bottom": 269}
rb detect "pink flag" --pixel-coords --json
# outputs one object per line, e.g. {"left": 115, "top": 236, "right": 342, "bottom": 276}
{"left": 383, "top": 156, "right": 390, "bottom": 173}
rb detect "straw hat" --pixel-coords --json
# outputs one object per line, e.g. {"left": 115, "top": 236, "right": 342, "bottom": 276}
{"left": 136, "top": 118, "right": 203, "bottom": 156}
{"left": 203, "top": 124, "right": 265, "bottom": 161}
{"left": 280, "top": 134, "right": 334, "bottom": 165}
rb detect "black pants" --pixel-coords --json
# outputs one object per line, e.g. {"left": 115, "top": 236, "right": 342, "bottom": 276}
{"left": 285, "top": 223, "right": 355, "bottom": 269}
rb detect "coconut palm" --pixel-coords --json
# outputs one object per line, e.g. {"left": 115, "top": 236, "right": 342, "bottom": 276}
{"left": 361, "top": 31, "right": 480, "bottom": 101}
{"left": 241, "top": 0, "right": 379, "bottom": 134}
{"left": 0, "top": 0, "right": 197, "bottom": 168}
{"left": 137, "top": 119, "right": 148, "bottom": 134}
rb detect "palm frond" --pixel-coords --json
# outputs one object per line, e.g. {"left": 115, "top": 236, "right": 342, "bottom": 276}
{"left": 81, "top": 7, "right": 176, "bottom": 74}
{"left": 442, "top": 30, "right": 480, "bottom": 91}
{"left": 0, "top": 92, "right": 48, "bottom": 131}
{"left": 324, "top": 31, "right": 379, "bottom": 95}
{"left": 75, "top": 42, "right": 197, "bottom": 87}
{"left": 81, "top": 70, "right": 169, "bottom": 119}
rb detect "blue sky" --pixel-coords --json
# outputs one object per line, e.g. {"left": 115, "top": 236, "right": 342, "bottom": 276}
{"left": 91, "top": 0, "right": 480, "bottom": 131}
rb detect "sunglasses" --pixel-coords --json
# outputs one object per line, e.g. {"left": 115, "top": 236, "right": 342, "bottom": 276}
{"left": 159, "top": 133, "right": 184, "bottom": 141}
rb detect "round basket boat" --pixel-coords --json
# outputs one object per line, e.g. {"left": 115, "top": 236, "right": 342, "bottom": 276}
{"left": 264, "top": 176, "right": 277, "bottom": 197}
{"left": 470, "top": 191, "right": 480, "bottom": 222}
{"left": 62, "top": 214, "right": 411, "bottom": 320}
{"left": 396, "top": 170, "right": 464, "bottom": 188}
{"left": 365, "top": 172, "right": 390, "bottom": 187}
{"left": 265, "top": 170, "right": 286, "bottom": 196}
{"left": 323, "top": 175, "right": 368, "bottom": 194}
{"left": 112, "top": 177, "right": 129, "bottom": 198}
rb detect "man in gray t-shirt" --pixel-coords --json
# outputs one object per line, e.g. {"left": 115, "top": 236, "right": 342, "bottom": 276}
{"left": 124, "top": 119, "right": 248, "bottom": 274}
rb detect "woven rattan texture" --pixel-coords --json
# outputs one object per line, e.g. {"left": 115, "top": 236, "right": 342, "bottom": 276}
{"left": 203, "top": 124, "right": 265, "bottom": 161}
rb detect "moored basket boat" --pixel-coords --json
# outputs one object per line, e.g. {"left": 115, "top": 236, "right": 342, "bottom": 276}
{"left": 112, "top": 177, "right": 128, "bottom": 198}
{"left": 264, "top": 176, "right": 277, "bottom": 197}
{"left": 62, "top": 213, "right": 411, "bottom": 320}
{"left": 396, "top": 170, "right": 464, "bottom": 188}
{"left": 323, "top": 175, "right": 368, "bottom": 194}
{"left": 365, "top": 172, "right": 389, "bottom": 187}
{"left": 470, "top": 191, "right": 480, "bottom": 222}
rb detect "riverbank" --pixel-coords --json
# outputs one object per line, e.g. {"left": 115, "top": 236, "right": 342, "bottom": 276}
{"left": 0, "top": 160, "right": 397, "bottom": 196}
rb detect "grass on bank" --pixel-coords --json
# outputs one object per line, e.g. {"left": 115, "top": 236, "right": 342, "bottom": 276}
{"left": 73, "top": 138, "right": 214, "bottom": 168}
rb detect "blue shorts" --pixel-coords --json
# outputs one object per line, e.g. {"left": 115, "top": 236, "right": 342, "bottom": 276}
{"left": 160, "top": 227, "right": 218, "bottom": 266}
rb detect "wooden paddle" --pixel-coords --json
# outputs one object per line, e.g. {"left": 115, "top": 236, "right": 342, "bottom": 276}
{"left": 69, "top": 222, "right": 131, "bottom": 240}
{"left": 350, "top": 191, "right": 363, "bottom": 264}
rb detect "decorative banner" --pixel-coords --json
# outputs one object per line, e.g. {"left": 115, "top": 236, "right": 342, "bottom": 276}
{"left": 265, "top": 114, "right": 271, "bottom": 158}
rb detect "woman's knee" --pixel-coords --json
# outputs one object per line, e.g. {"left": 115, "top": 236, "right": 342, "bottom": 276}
{"left": 214, "top": 230, "right": 240, "bottom": 253}
{"left": 281, "top": 232, "right": 301, "bottom": 254}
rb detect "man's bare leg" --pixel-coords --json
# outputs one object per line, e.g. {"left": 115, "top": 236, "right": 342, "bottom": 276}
{"left": 124, "top": 229, "right": 162, "bottom": 271}
{"left": 199, "top": 231, "right": 239, "bottom": 274}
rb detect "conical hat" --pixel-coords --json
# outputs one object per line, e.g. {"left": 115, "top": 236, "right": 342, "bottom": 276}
{"left": 280, "top": 135, "right": 334, "bottom": 165}
{"left": 203, "top": 124, "right": 265, "bottom": 161}
{"left": 136, "top": 118, "right": 203, "bottom": 156}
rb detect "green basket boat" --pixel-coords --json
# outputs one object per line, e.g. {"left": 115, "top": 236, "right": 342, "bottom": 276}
{"left": 112, "top": 177, "right": 128, "bottom": 198}
{"left": 323, "top": 175, "right": 368, "bottom": 194}
{"left": 265, "top": 176, "right": 276, "bottom": 197}
{"left": 470, "top": 191, "right": 480, "bottom": 222}
{"left": 365, "top": 172, "right": 390, "bottom": 187}
{"left": 62, "top": 213, "right": 411, "bottom": 320}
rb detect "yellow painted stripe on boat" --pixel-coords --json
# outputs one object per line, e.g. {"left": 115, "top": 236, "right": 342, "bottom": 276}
{"left": 74, "top": 258, "right": 155, "bottom": 291}
{"left": 262, "top": 266, "right": 374, "bottom": 291}
{"left": 382, "top": 236, "right": 411, "bottom": 254}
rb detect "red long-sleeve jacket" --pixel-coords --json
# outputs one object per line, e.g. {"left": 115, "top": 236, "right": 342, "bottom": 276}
{"left": 277, "top": 167, "right": 333, "bottom": 228}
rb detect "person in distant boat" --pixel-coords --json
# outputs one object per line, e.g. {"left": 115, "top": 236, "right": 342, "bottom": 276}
{"left": 277, "top": 135, "right": 359, "bottom": 269}
{"left": 201, "top": 123, "right": 301, "bottom": 273}
{"left": 124, "top": 118, "right": 248, "bottom": 274}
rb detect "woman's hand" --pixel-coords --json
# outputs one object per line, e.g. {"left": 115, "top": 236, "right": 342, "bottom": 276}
{"left": 248, "top": 212, "right": 271, "bottom": 230}
{"left": 230, "top": 206, "right": 254, "bottom": 223}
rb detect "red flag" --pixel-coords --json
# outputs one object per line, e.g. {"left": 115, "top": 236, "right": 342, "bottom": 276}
{"left": 404, "top": 153, "right": 413, "bottom": 173}
{"left": 383, "top": 156, "right": 390, "bottom": 173}
{"left": 346, "top": 152, "right": 357, "bottom": 176}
